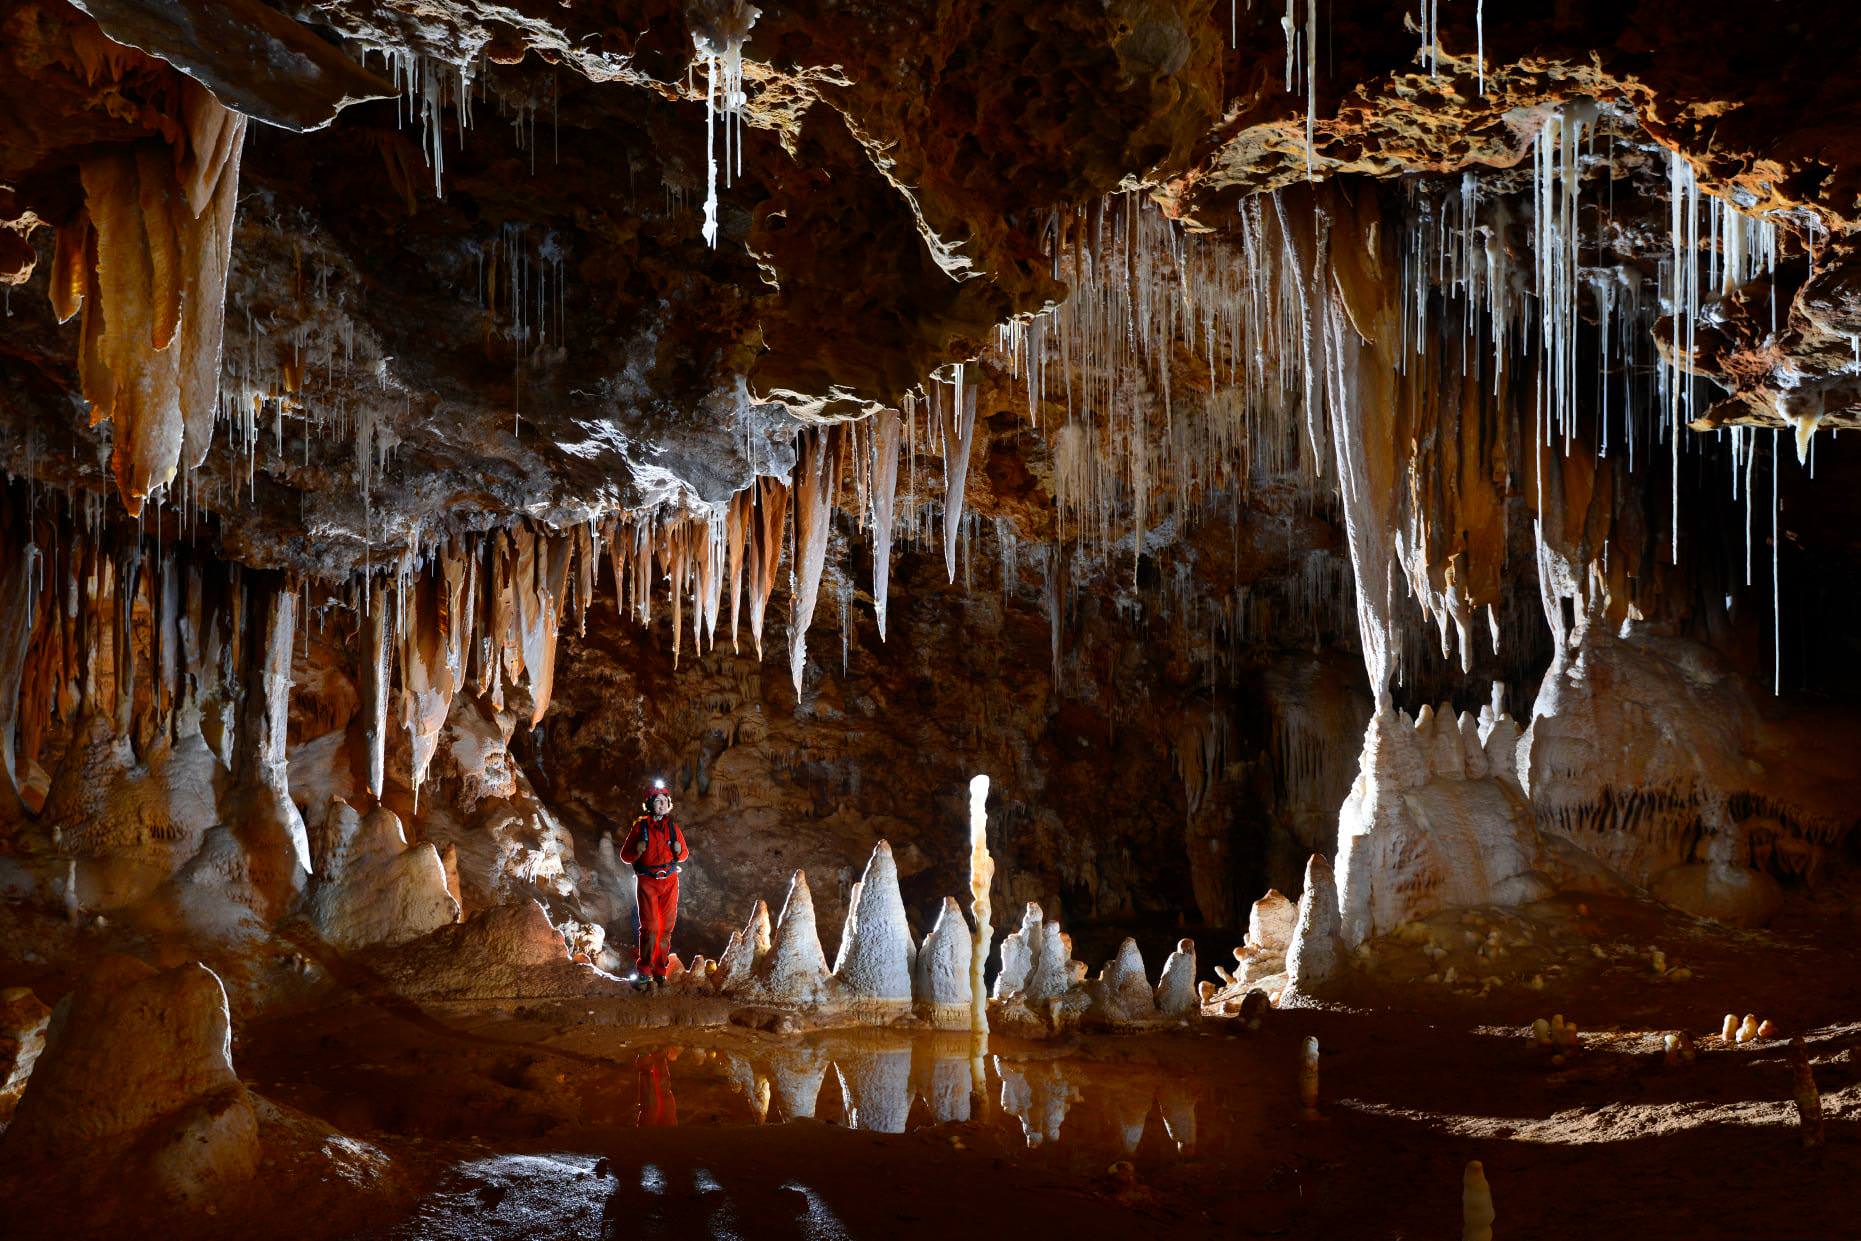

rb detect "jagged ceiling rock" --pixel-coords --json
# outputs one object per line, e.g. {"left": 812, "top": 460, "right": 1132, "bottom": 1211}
{"left": 69, "top": 0, "right": 395, "bottom": 131}
{"left": 1, "top": 0, "right": 1860, "bottom": 577}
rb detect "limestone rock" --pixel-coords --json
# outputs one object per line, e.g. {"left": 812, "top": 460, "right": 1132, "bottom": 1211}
{"left": 2, "top": 956, "right": 258, "bottom": 1202}
{"left": 992, "top": 903, "right": 1044, "bottom": 1000}
{"left": 363, "top": 900, "right": 616, "bottom": 1001}
{"left": 831, "top": 841, "right": 913, "bottom": 1002}
{"left": 757, "top": 869, "right": 830, "bottom": 1005}
{"left": 1090, "top": 937, "right": 1158, "bottom": 1023}
{"left": 0, "top": 986, "right": 51, "bottom": 1120}
{"left": 1155, "top": 939, "right": 1198, "bottom": 1017}
{"left": 716, "top": 899, "right": 773, "bottom": 992}
{"left": 1247, "top": 889, "right": 1299, "bottom": 953}
{"left": 1335, "top": 706, "right": 1552, "bottom": 944}
{"left": 1286, "top": 853, "right": 1344, "bottom": 991}
{"left": 912, "top": 896, "right": 973, "bottom": 1011}
{"left": 307, "top": 800, "right": 460, "bottom": 950}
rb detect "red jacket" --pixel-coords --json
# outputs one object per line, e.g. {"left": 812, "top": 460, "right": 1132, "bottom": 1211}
{"left": 620, "top": 814, "right": 688, "bottom": 877}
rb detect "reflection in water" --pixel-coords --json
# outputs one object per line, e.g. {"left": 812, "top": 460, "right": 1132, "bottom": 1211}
{"left": 635, "top": 1049, "right": 680, "bottom": 1127}
{"left": 640, "top": 1030, "right": 1200, "bottom": 1159}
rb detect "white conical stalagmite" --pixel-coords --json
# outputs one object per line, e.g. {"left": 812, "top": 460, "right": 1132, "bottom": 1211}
{"left": 1155, "top": 939, "right": 1198, "bottom": 1016}
{"left": 1026, "top": 919, "right": 1079, "bottom": 1003}
{"left": 1462, "top": 1160, "right": 1495, "bottom": 1241}
{"left": 913, "top": 896, "right": 974, "bottom": 1010}
{"left": 758, "top": 870, "right": 829, "bottom": 1004}
{"left": 992, "top": 903, "right": 1043, "bottom": 999}
{"left": 1287, "top": 853, "right": 1344, "bottom": 990}
{"left": 1093, "top": 937, "right": 1158, "bottom": 1022}
{"left": 832, "top": 840, "right": 913, "bottom": 1001}
{"left": 717, "top": 899, "right": 771, "bottom": 992}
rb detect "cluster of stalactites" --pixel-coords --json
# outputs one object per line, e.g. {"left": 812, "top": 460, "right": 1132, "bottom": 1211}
{"left": 0, "top": 484, "right": 293, "bottom": 818}
{"left": 988, "top": 191, "right": 1331, "bottom": 579}
{"left": 52, "top": 80, "right": 248, "bottom": 517}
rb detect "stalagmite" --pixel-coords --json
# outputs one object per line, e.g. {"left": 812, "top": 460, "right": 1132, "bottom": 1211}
{"left": 967, "top": 773, "right": 993, "bottom": 1035}
{"left": 832, "top": 841, "right": 913, "bottom": 1003}
{"left": 912, "top": 897, "right": 973, "bottom": 1012}
{"left": 1027, "top": 919, "right": 1084, "bottom": 1008}
{"left": 789, "top": 430, "right": 832, "bottom": 696}
{"left": 1298, "top": 1035, "right": 1320, "bottom": 1116}
{"left": 307, "top": 801, "right": 459, "bottom": 949}
{"left": 361, "top": 587, "right": 390, "bottom": 802}
{"left": 717, "top": 899, "right": 772, "bottom": 992}
{"left": 1788, "top": 1038, "right": 1824, "bottom": 1149}
{"left": 757, "top": 869, "right": 829, "bottom": 1004}
{"left": 1155, "top": 940, "right": 1198, "bottom": 1016}
{"left": 993, "top": 904, "right": 1042, "bottom": 1000}
{"left": 1463, "top": 1160, "right": 1496, "bottom": 1241}
{"left": 229, "top": 578, "right": 311, "bottom": 899}
{"left": 1286, "top": 852, "right": 1344, "bottom": 990}
{"left": 1092, "top": 938, "right": 1158, "bottom": 1023}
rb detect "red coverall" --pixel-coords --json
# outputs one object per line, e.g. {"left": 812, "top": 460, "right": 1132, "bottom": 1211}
{"left": 620, "top": 808, "right": 688, "bottom": 980}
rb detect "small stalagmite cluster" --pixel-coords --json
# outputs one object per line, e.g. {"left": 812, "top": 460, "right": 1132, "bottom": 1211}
{"left": 679, "top": 840, "right": 1202, "bottom": 1031}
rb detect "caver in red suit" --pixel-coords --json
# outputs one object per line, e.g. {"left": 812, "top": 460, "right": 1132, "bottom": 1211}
{"left": 619, "top": 788, "right": 689, "bottom": 983}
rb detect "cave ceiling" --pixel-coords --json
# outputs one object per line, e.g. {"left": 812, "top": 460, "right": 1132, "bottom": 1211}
{"left": 0, "top": 0, "right": 1857, "bottom": 587}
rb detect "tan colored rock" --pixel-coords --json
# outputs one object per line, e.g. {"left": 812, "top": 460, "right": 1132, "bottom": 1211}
{"left": 0, "top": 986, "right": 51, "bottom": 1120}
{"left": 1, "top": 956, "right": 258, "bottom": 1204}
{"left": 1247, "top": 889, "right": 1299, "bottom": 953}
{"left": 307, "top": 800, "right": 461, "bottom": 950}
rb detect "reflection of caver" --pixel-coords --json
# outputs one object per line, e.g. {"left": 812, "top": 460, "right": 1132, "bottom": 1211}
{"left": 619, "top": 782, "right": 689, "bottom": 988}
{"left": 633, "top": 1046, "right": 680, "bottom": 1127}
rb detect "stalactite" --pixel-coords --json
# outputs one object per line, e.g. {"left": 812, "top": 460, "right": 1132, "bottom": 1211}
{"left": 941, "top": 371, "right": 978, "bottom": 586}
{"left": 399, "top": 566, "right": 454, "bottom": 810}
{"left": 513, "top": 527, "right": 567, "bottom": 726}
{"left": 789, "top": 429, "right": 833, "bottom": 696}
{"left": 869, "top": 406, "right": 902, "bottom": 641}
{"left": 725, "top": 488, "right": 750, "bottom": 651}
{"left": 63, "top": 82, "right": 247, "bottom": 513}
{"left": 748, "top": 476, "right": 788, "bottom": 659}
{"left": 0, "top": 518, "right": 37, "bottom": 811}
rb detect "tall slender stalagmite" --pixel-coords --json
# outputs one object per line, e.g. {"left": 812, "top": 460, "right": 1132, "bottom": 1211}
{"left": 361, "top": 586, "right": 391, "bottom": 802}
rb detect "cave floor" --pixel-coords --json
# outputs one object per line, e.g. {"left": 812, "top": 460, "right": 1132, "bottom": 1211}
{"left": 229, "top": 935, "right": 1861, "bottom": 1240}
{"left": 9, "top": 887, "right": 1861, "bottom": 1238}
